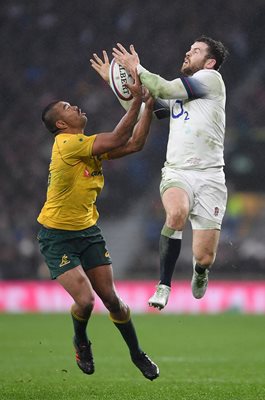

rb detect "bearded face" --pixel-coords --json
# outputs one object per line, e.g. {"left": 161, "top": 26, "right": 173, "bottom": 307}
{"left": 180, "top": 41, "right": 213, "bottom": 76}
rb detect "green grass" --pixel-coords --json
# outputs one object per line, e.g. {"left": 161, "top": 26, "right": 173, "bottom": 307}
{"left": 0, "top": 313, "right": 264, "bottom": 400}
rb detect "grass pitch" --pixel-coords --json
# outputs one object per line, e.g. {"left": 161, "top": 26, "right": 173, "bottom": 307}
{"left": 0, "top": 313, "right": 264, "bottom": 400}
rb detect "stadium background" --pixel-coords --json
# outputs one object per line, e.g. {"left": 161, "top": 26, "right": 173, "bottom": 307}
{"left": 0, "top": 0, "right": 265, "bottom": 312}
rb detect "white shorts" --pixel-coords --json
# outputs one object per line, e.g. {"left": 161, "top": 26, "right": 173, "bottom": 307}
{"left": 160, "top": 166, "right": 227, "bottom": 230}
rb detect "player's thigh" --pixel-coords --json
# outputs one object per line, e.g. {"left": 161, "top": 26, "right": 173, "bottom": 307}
{"left": 191, "top": 169, "right": 227, "bottom": 224}
{"left": 162, "top": 187, "right": 190, "bottom": 218}
{"left": 80, "top": 226, "right": 112, "bottom": 271}
{"left": 192, "top": 229, "right": 220, "bottom": 263}
{"left": 37, "top": 227, "right": 82, "bottom": 279}
{"left": 57, "top": 265, "right": 94, "bottom": 306}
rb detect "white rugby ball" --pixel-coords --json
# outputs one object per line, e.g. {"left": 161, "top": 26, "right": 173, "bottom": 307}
{"left": 109, "top": 59, "right": 133, "bottom": 101}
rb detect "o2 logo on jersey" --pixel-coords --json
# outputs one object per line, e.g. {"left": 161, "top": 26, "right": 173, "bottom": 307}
{"left": 172, "top": 100, "right": 190, "bottom": 120}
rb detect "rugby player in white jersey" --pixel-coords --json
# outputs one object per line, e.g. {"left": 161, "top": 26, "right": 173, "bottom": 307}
{"left": 91, "top": 36, "right": 229, "bottom": 310}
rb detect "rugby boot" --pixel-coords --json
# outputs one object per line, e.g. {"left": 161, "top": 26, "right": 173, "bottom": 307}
{"left": 191, "top": 266, "right": 209, "bottom": 299}
{"left": 73, "top": 337, "right": 95, "bottom": 374}
{"left": 131, "top": 351, "right": 159, "bottom": 381}
{"left": 148, "top": 284, "right": 171, "bottom": 310}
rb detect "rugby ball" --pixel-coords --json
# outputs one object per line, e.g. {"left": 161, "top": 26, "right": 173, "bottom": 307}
{"left": 109, "top": 59, "right": 133, "bottom": 101}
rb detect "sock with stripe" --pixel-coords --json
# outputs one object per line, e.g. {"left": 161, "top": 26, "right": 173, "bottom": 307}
{"left": 159, "top": 225, "right": 182, "bottom": 287}
{"left": 110, "top": 309, "right": 142, "bottom": 357}
{"left": 71, "top": 307, "right": 90, "bottom": 345}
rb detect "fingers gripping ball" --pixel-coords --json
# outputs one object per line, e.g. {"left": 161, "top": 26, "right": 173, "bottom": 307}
{"left": 109, "top": 59, "right": 133, "bottom": 101}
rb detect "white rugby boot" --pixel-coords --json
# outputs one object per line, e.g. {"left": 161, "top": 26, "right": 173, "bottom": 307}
{"left": 191, "top": 266, "right": 209, "bottom": 299}
{"left": 148, "top": 284, "right": 171, "bottom": 310}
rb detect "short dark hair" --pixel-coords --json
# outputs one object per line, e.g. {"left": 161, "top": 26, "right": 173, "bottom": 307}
{"left": 41, "top": 100, "right": 60, "bottom": 134}
{"left": 195, "top": 35, "right": 229, "bottom": 70}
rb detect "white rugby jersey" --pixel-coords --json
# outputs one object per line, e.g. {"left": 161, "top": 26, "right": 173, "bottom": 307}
{"left": 139, "top": 66, "right": 226, "bottom": 170}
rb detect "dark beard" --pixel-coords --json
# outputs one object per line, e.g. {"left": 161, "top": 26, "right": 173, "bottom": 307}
{"left": 181, "top": 56, "right": 208, "bottom": 76}
{"left": 181, "top": 64, "right": 202, "bottom": 76}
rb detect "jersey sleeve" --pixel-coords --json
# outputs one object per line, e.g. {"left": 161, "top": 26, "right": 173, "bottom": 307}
{"left": 153, "top": 98, "right": 170, "bottom": 119}
{"left": 137, "top": 64, "right": 221, "bottom": 100}
{"left": 137, "top": 65, "right": 189, "bottom": 100}
{"left": 98, "top": 152, "right": 109, "bottom": 160}
{"left": 57, "top": 134, "right": 97, "bottom": 165}
{"left": 189, "top": 69, "right": 224, "bottom": 98}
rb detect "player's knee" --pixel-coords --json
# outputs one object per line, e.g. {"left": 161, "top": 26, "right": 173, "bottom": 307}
{"left": 195, "top": 252, "right": 216, "bottom": 268}
{"left": 166, "top": 210, "right": 186, "bottom": 231}
{"left": 103, "top": 292, "right": 124, "bottom": 313}
{"left": 78, "top": 293, "right": 95, "bottom": 312}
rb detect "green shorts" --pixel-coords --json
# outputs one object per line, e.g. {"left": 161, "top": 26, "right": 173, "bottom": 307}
{"left": 37, "top": 225, "right": 112, "bottom": 279}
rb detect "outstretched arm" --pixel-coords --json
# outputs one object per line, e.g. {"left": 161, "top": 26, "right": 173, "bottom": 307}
{"left": 136, "top": 65, "right": 190, "bottom": 100}
{"left": 107, "top": 92, "right": 155, "bottom": 159}
{"left": 91, "top": 72, "right": 143, "bottom": 156}
{"left": 112, "top": 43, "right": 192, "bottom": 100}
{"left": 90, "top": 50, "right": 170, "bottom": 119}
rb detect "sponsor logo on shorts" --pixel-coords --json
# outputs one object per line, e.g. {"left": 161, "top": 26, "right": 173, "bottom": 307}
{"left": 214, "top": 207, "right": 219, "bottom": 217}
{"left": 105, "top": 251, "right": 110, "bottom": 258}
{"left": 59, "top": 254, "right": 71, "bottom": 267}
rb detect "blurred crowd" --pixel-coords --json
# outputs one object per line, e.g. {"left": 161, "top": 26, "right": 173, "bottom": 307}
{"left": 1, "top": 0, "right": 265, "bottom": 279}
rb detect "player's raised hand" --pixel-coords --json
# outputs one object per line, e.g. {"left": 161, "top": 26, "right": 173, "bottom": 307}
{"left": 112, "top": 43, "right": 140, "bottom": 75}
{"left": 90, "top": 50, "right": 110, "bottom": 83}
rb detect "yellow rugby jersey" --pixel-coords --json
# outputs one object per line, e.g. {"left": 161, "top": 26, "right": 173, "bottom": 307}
{"left": 38, "top": 133, "right": 108, "bottom": 230}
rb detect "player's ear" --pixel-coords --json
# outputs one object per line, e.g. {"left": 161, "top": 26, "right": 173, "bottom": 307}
{"left": 205, "top": 58, "right": 216, "bottom": 69}
{"left": 56, "top": 120, "right": 67, "bottom": 130}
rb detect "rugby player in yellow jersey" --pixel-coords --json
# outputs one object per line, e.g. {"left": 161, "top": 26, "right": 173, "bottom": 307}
{"left": 37, "top": 72, "right": 159, "bottom": 380}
